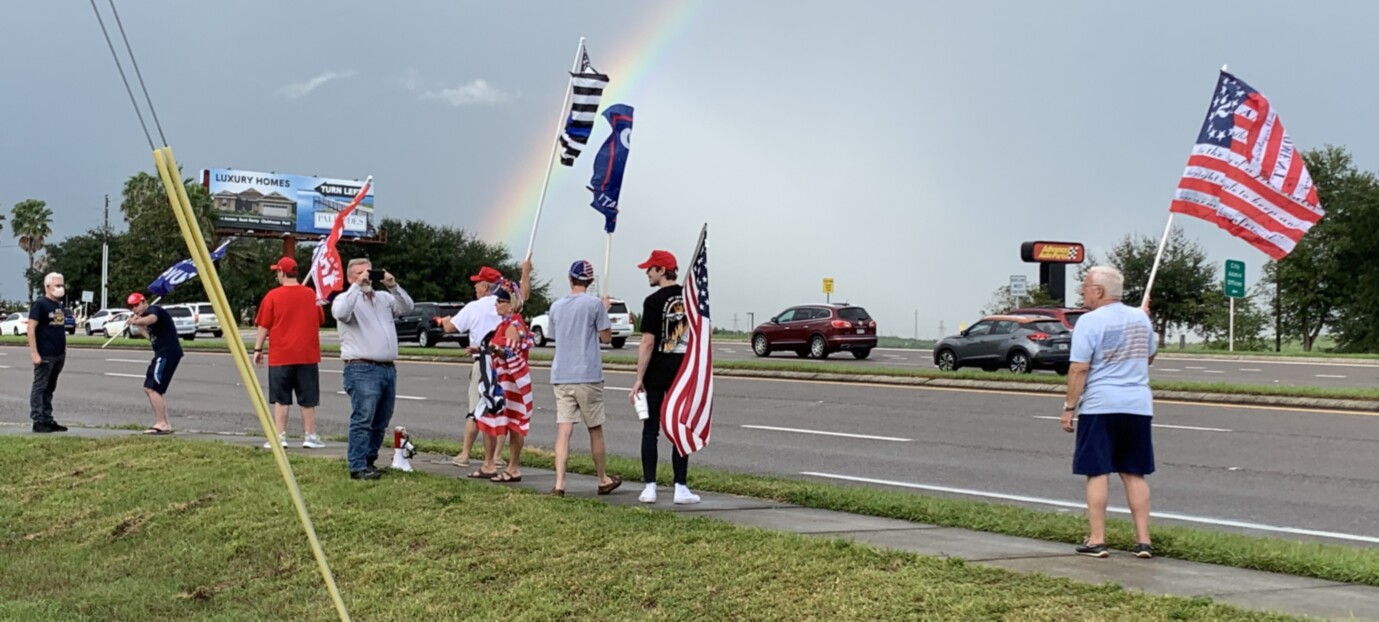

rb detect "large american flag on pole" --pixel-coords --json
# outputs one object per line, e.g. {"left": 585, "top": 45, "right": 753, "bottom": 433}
{"left": 664, "top": 225, "right": 712, "bottom": 457}
{"left": 1170, "top": 71, "right": 1323, "bottom": 260}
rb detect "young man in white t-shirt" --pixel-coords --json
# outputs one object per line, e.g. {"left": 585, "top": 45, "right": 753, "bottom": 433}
{"left": 548, "top": 260, "right": 622, "bottom": 496}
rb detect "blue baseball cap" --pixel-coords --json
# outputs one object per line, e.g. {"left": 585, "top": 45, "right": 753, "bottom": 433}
{"left": 569, "top": 260, "right": 595, "bottom": 280}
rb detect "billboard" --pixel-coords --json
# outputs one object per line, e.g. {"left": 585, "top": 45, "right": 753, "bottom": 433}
{"left": 201, "top": 168, "right": 377, "bottom": 238}
{"left": 1019, "top": 241, "right": 1085, "bottom": 264}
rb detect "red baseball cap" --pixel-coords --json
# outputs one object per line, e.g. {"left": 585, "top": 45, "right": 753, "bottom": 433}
{"left": 126, "top": 292, "right": 145, "bottom": 307}
{"left": 270, "top": 257, "right": 297, "bottom": 272}
{"left": 637, "top": 250, "right": 678, "bottom": 271}
{"left": 470, "top": 266, "right": 503, "bottom": 283}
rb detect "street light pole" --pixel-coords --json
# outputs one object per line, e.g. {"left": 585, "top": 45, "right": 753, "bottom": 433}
{"left": 101, "top": 194, "right": 110, "bottom": 311}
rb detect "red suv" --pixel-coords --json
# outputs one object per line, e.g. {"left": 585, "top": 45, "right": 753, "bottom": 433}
{"left": 1006, "top": 306, "right": 1088, "bottom": 330}
{"left": 752, "top": 304, "right": 877, "bottom": 359}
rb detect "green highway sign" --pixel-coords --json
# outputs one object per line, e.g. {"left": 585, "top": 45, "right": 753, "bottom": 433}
{"left": 1224, "top": 259, "right": 1246, "bottom": 298}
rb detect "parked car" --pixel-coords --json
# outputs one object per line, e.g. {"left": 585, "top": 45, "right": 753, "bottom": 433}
{"left": 84, "top": 308, "right": 120, "bottom": 336}
{"left": 63, "top": 311, "right": 76, "bottom": 335}
{"left": 933, "top": 315, "right": 1072, "bottom": 374}
{"left": 106, "top": 307, "right": 196, "bottom": 340}
{"left": 172, "top": 302, "right": 223, "bottom": 338}
{"left": 1, "top": 312, "right": 28, "bottom": 336}
{"left": 529, "top": 298, "right": 633, "bottom": 349}
{"left": 1006, "top": 306, "right": 1088, "bottom": 330}
{"left": 751, "top": 304, "right": 877, "bottom": 359}
{"left": 102, "top": 311, "right": 135, "bottom": 338}
{"left": 394, "top": 302, "right": 467, "bottom": 348}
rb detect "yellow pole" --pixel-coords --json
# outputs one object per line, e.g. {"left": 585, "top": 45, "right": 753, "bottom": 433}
{"left": 152, "top": 148, "right": 352, "bottom": 622}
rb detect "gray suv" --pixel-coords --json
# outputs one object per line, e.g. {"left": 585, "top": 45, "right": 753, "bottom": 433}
{"left": 933, "top": 315, "right": 1072, "bottom": 374}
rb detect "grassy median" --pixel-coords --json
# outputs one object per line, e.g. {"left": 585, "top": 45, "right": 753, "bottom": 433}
{"left": 0, "top": 437, "right": 1291, "bottom": 622}
{"left": 406, "top": 439, "right": 1379, "bottom": 591}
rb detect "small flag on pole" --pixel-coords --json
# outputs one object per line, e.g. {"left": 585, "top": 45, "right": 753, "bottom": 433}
{"left": 664, "top": 225, "right": 713, "bottom": 457}
{"left": 1170, "top": 71, "right": 1324, "bottom": 259}
{"left": 558, "top": 45, "right": 610, "bottom": 167}
{"left": 148, "top": 239, "right": 232, "bottom": 296}
{"left": 310, "top": 177, "right": 373, "bottom": 304}
{"left": 588, "top": 104, "right": 635, "bottom": 233}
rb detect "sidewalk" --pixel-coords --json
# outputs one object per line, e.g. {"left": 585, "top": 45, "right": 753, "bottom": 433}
{"left": 12, "top": 425, "right": 1378, "bottom": 621}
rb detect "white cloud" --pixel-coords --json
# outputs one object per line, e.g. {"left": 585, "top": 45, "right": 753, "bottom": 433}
{"left": 420, "top": 79, "right": 515, "bottom": 107}
{"left": 277, "top": 70, "right": 356, "bottom": 100}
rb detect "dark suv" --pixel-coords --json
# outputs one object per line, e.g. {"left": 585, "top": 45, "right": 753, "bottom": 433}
{"left": 751, "top": 304, "right": 877, "bottom": 359}
{"left": 933, "top": 315, "right": 1072, "bottom": 374}
{"left": 394, "top": 302, "right": 467, "bottom": 348}
{"left": 1006, "top": 306, "right": 1087, "bottom": 330}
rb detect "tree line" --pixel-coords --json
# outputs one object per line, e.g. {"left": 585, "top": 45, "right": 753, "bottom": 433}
{"left": 980, "top": 146, "right": 1379, "bottom": 353}
{"left": 6, "top": 171, "right": 552, "bottom": 324}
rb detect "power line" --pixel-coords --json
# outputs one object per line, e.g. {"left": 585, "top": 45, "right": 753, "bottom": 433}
{"left": 88, "top": 0, "right": 154, "bottom": 150}
{"left": 107, "top": 0, "right": 168, "bottom": 146}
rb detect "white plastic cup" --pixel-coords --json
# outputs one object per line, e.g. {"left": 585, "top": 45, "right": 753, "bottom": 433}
{"left": 634, "top": 391, "right": 650, "bottom": 420}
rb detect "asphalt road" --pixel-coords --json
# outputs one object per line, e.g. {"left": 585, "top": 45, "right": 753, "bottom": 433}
{"left": 3, "top": 345, "right": 1377, "bottom": 548}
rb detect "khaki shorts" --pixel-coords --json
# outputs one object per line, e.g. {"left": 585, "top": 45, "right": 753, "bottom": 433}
{"left": 553, "top": 383, "right": 606, "bottom": 427}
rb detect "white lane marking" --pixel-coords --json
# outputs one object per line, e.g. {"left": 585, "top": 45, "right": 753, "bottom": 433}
{"left": 106, "top": 358, "right": 146, "bottom": 364}
{"left": 1185, "top": 366, "right": 1207, "bottom": 370}
{"left": 1316, "top": 374, "right": 1348, "bottom": 379}
{"left": 606, "top": 387, "right": 632, "bottom": 392}
{"left": 1157, "top": 369, "right": 1181, "bottom": 372}
{"left": 801, "top": 472, "right": 1379, "bottom": 545}
{"left": 104, "top": 373, "right": 144, "bottom": 379}
{"left": 741, "top": 424, "right": 911, "bottom": 442}
{"left": 1240, "top": 368, "right": 1262, "bottom": 372}
{"left": 1031, "top": 416, "right": 1231, "bottom": 432}
{"left": 1203, "top": 370, "right": 1225, "bottom": 374}
{"left": 0, "top": 365, "right": 10, "bottom": 369}
{"left": 321, "top": 369, "right": 343, "bottom": 374}
{"left": 336, "top": 391, "right": 427, "bottom": 401}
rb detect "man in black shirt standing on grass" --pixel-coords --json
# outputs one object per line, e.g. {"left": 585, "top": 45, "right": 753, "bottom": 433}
{"left": 27, "top": 273, "right": 70, "bottom": 433}
{"left": 629, "top": 250, "right": 701, "bottom": 505}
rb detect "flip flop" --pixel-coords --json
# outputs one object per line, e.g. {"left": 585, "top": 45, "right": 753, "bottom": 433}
{"left": 550, "top": 488, "right": 565, "bottom": 497}
{"left": 490, "top": 472, "right": 522, "bottom": 483}
{"left": 468, "top": 470, "right": 498, "bottom": 479}
{"left": 142, "top": 428, "right": 174, "bottom": 435}
{"left": 597, "top": 476, "right": 623, "bottom": 495}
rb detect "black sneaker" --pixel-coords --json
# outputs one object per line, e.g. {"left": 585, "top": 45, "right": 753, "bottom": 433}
{"left": 50, "top": 422, "right": 68, "bottom": 432}
{"left": 1076, "top": 542, "right": 1110, "bottom": 558}
{"left": 350, "top": 469, "right": 381, "bottom": 481}
{"left": 32, "top": 421, "right": 66, "bottom": 433}
{"left": 1131, "top": 543, "right": 1154, "bottom": 559}
{"left": 367, "top": 463, "right": 386, "bottom": 476}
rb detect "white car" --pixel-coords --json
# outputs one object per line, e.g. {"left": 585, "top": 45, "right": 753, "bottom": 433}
{"left": 102, "top": 311, "right": 135, "bottom": 338}
{"left": 529, "top": 298, "right": 633, "bottom": 349}
{"left": 106, "top": 306, "right": 196, "bottom": 340}
{"left": 1, "top": 312, "right": 29, "bottom": 336}
{"left": 84, "top": 308, "right": 121, "bottom": 336}
{"left": 172, "top": 302, "right": 222, "bottom": 338}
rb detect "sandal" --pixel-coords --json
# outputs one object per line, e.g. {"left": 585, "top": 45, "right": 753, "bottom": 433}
{"left": 550, "top": 488, "right": 565, "bottom": 497}
{"left": 597, "top": 476, "right": 623, "bottom": 495}
{"left": 491, "top": 472, "right": 522, "bottom": 483}
{"left": 468, "top": 469, "right": 498, "bottom": 479}
{"left": 142, "top": 427, "right": 174, "bottom": 435}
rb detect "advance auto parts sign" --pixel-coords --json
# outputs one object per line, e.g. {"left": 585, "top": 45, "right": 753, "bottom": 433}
{"left": 1020, "top": 241, "right": 1085, "bottom": 264}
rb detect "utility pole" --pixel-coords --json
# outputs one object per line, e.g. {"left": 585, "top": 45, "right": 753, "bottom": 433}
{"left": 747, "top": 312, "right": 755, "bottom": 329}
{"left": 101, "top": 194, "right": 110, "bottom": 311}
{"left": 1274, "top": 278, "right": 1282, "bottom": 352}
{"left": 938, "top": 321, "right": 945, "bottom": 339}
{"left": 913, "top": 309, "right": 918, "bottom": 340}
{"left": 732, "top": 313, "right": 739, "bottom": 333}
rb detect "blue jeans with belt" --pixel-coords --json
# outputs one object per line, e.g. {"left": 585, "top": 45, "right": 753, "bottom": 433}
{"left": 343, "top": 362, "right": 397, "bottom": 471}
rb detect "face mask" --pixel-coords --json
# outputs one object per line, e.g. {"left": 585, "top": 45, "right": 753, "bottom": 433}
{"left": 51, "top": 286, "right": 65, "bottom": 298}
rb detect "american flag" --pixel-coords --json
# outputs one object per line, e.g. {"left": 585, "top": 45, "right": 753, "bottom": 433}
{"left": 478, "top": 318, "right": 534, "bottom": 437}
{"left": 310, "top": 178, "right": 372, "bottom": 304}
{"left": 1171, "top": 71, "right": 1323, "bottom": 260}
{"left": 558, "top": 45, "right": 610, "bottom": 167}
{"left": 664, "top": 225, "right": 712, "bottom": 456}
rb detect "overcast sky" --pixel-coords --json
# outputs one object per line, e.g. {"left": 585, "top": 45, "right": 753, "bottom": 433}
{"left": 3, "top": 1, "right": 1377, "bottom": 338}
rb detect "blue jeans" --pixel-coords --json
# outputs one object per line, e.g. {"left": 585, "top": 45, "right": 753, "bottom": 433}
{"left": 343, "top": 362, "right": 397, "bottom": 471}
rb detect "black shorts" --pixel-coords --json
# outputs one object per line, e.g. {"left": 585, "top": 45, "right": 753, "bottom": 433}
{"left": 269, "top": 364, "right": 321, "bottom": 407}
{"left": 144, "top": 355, "right": 182, "bottom": 395}
{"left": 1073, "top": 413, "right": 1155, "bottom": 476}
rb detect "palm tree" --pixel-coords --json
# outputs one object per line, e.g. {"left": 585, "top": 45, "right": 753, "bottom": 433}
{"left": 11, "top": 199, "right": 54, "bottom": 303}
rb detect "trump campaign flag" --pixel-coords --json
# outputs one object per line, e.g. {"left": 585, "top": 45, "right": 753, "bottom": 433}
{"left": 588, "top": 104, "right": 634, "bottom": 233}
{"left": 1170, "top": 71, "right": 1324, "bottom": 259}
{"left": 664, "top": 225, "right": 713, "bottom": 456}
{"left": 148, "top": 239, "right": 231, "bottom": 296}
{"left": 309, "top": 177, "right": 372, "bottom": 304}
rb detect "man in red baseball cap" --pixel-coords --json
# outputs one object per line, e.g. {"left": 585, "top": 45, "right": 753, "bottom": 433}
{"left": 629, "top": 249, "right": 700, "bottom": 505}
{"left": 253, "top": 256, "right": 327, "bottom": 449}
{"left": 124, "top": 291, "right": 183, "bottom": 435}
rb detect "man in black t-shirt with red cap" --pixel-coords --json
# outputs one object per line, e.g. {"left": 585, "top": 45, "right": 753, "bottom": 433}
{"left": 629, "top": 249, "right": 700, "bottom": 505}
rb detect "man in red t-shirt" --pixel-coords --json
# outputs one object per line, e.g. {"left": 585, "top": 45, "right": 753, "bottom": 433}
{"left": 253, "top": 257, "right": 326, "bottom": 449}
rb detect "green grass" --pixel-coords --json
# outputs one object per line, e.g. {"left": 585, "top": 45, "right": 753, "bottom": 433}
{"left": 0, "top": 437, "right": 1291, "bottom": 622}
{"left": 421, "top": 439, "right": 1379, "bottom": 591}
{"left": 5, "top": 336, "right": 1378, "bottom": 403}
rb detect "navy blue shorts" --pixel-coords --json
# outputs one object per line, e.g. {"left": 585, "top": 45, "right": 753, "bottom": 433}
{"left": 1073, "top": 413, "right": 1155, "bottom": 476}
{"left": 144, "top": 355, "right": 182, "bottom": 395}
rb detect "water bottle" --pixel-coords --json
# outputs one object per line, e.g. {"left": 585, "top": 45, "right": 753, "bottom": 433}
{"left": 634, "top": 391, "right": 650, "bottom": 421}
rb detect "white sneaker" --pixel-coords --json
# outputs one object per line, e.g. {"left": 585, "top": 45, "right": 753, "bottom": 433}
{"left": 639, "top": 484, "right": 657, "bottom": 504}
{"left": 263, "top": 433, "right": 287, "bottom": 449}
{"left": 673, "top": 484, "right": 701, "bottom": 505}
{"left": 302, "top": 434, "right": 325, "bottom": 449}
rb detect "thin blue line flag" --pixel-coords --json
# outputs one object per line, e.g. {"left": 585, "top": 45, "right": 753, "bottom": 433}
{"left": 148, "top": 239, "right": 232, "bottom": 297}
{"left": 588, "top": 104, "right": 634, "bottom": 234}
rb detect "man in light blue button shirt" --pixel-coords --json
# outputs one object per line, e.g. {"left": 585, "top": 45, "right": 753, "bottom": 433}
{"left": 1061, "top": 266, "right": 1157, "bottom": 559}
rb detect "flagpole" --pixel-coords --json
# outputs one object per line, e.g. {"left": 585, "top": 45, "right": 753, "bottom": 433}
{"left": 602, "top": 231, "right": 612, "bottom": 298}
{"left": 100, "top": 295, "right": 162, "bottom": 349}
{"left": 524, "top": 37, "right": 586, "bottom": 262}
{"left": 1141, "top": 213, "right": 1175, "bottom": 310}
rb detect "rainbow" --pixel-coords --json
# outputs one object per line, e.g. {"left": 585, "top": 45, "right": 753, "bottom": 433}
{"left": 481, "top": 1, "right": 701, "bottom": 249}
